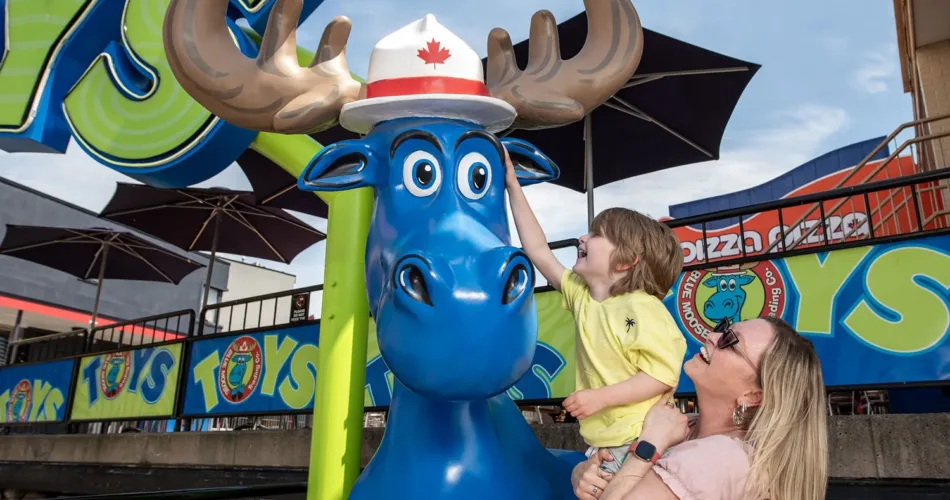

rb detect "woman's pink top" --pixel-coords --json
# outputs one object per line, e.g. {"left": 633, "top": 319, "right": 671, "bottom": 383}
{"left": 652, "top": 422, "right": 756, "bottom": 500}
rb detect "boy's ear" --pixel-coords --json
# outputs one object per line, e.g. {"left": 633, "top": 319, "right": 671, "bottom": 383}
{"left": 500, "top": 137, "right": 560, "bottom": 186}
{"left": 615, "top": 255, "right": 640, "bottom": 272}
{"left": 298, "top": 140, "right": 378, "bottom": 192}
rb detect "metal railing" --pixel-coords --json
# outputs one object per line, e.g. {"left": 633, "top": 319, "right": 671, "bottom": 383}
{"left": 5, "top": 328, "right": 90, "bottom": 365}
{"left": 199, "top": 284, "right": 322, "bottom": 336}
{"left": 87, "top": 309, "right": 195, "bottom": 354}
{"left": 762, "top": 114, "right": 950, "bottom": 255}
{"left": 0, "top": 219, "right": 925, "bottom": 436}
{"left": 666, "top": 166, "right": 950, "bottom": 270}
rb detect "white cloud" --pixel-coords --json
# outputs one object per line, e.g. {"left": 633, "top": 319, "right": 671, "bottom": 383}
{"left": 852, "top": 44, "right": 898, "bottom": 94}
{"left": 820, "top": 35, "right": 849, "bottom": 56}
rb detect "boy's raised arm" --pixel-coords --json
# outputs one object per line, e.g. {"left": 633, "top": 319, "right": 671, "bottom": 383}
{"left": 504, "top": 148, "right": 567, "bottom": 290}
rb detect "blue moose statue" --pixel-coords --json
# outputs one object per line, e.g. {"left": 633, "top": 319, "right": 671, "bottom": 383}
{"left": 164, "top": 0, "right": 643, "bottom": 497}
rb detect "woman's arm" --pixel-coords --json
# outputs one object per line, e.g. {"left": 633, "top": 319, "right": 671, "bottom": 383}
{"left": 571, "top": 451, "right": 680, "bottom": 500}
{"left": 619, "top": 470, "right": 680, "bottom": 500}
{"left": 602, "top": 392, "right": 690, "bottom": 499}
{"left": 600, "top": 456, "right": 662, "bottom": 500}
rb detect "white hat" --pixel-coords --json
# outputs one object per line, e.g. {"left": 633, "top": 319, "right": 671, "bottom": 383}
{"left": 340, "top": 14, "right": 516, "bottom": 134}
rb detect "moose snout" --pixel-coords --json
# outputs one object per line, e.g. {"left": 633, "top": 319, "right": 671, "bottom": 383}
{"left": 390, "top": 249, "right": 535, "bottom": 308}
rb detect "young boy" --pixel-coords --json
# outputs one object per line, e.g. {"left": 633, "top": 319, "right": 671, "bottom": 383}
{"left": 504, "top": 149, "right": 687, "bottom": 474}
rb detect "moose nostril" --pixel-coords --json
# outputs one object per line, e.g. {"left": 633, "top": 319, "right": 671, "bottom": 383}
{"left": 398, "top": 264, "right": 432, "bottom": 306}
{"left": 502, "top": 263, "right": 530, "bottom": 305}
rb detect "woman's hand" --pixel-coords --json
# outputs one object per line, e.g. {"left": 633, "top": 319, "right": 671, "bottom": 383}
{"left": 637, "top": 391, "right": 690, "bottom": 454}
{"left": 572, "top": 449, "right": 615, "bottom": 500}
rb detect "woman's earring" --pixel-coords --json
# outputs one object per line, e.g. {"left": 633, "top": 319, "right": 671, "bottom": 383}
{"left": 733, "top": 402, "right": 748, "bottom": 427}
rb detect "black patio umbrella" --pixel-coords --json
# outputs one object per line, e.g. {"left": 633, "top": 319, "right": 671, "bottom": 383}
{"left": 99, "top": 183, "right": 326, "bottom": 310}
{"left": 0, "top": 225, "right": 205, "bottom": 328}
{"left": 235, "top": 148, "right": 329, "bottom": 219}
{"left": 479, "top": 13, "right": 760, "bottom": 227}
{"left": 235, "top": 124, "right": 366, "bottom": 219}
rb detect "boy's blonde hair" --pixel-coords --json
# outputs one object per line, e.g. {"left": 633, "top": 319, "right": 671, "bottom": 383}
{"left": 589, "top": 208, "right": 684, "bottom": 299}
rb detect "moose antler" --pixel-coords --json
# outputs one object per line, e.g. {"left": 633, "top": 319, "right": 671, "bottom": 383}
{"left": 162, "top": 0, "right": 364, "bottom": 134}
{"left": 486, "top": 0, "right": 643, "bottom": 130}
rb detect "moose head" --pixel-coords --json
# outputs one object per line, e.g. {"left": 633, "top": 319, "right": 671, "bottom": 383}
{"left": 703, "top": 273, "right": 756, "bottom": 325}
{"left": 164, "top": 0, "right": 643, "bottom": 401}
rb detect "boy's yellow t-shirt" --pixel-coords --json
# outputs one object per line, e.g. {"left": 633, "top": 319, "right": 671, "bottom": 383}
{"left": 560, "top": 269, "right": 687, "bottom": 448}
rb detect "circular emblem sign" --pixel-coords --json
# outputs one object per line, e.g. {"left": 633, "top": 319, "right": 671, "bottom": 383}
{"left": 99, "top": 351, "right": 132, "bottom": 400}
{"left": 674, "top": 261, "right": 787, "bottom": 344}
{"left": 6, "top": 380, "right": 32, "bottom": 422}
{"left": 219, "top": 336, "right": 263, "bottom": 403}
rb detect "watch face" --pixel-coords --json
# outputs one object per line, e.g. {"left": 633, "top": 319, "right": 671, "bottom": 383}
{"left": 635, "top": 440, "right": 656, "bottom": 460}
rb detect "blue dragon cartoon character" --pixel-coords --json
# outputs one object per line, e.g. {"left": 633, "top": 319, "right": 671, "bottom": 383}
{"left": 164, "top": 0, "right": 643, "bottom": 497}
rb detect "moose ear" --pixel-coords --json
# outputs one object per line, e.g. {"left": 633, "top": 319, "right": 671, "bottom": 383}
{"left": 298, "top": 140, "right": 378, "bottom": 192}
{"left": 702, "top": 277, "right": 719, "bottom": 288}
{"left": 499, "top": 137, "right": 560, "bottom": 187}
{"left": 737, "top": 275, "right": 756, "bottom": 285}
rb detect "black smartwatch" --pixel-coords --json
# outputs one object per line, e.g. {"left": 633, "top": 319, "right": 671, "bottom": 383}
{"left": 631, "top": 440, "right": 661, "bottom": 465}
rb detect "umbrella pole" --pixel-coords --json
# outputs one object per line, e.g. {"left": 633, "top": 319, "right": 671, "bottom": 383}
{"left": 90, "top": 242, "right": 109, "bottom": 330}
{"left": 584, "top": 115, "right": 595, "bottom": 230}
{"left": 201, "top": 213, "right": 222, "bottom": 314}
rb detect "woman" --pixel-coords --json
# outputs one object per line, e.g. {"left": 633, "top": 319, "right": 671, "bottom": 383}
{"left": 571, "top": 317, "right": 827, "bottom": 500}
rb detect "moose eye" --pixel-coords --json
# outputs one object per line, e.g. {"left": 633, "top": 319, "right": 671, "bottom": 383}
{"left": 457, "top": 152, "right": 492, "bottom": 200}
{"left": 728, "top": 278, "right": 736, "bottom": 291}
{"left": 403, "top": 150, "right": 441, "bottom": 197}
{"left": 719, "top": 280, "right": 727, "bottom": 292}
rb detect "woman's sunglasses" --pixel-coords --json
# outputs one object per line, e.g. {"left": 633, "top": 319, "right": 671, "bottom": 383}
{"left": 713, "top": 319, "right": 758, "bottom": 372}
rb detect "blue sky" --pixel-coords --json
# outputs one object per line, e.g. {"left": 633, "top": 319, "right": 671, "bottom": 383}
{"left": 0, "top": 0, "right": 912, "bottom": 294}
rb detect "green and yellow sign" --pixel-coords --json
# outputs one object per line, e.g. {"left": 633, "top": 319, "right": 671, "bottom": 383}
{"left": 70, "top": 343, "right": 182, "bottom": 421}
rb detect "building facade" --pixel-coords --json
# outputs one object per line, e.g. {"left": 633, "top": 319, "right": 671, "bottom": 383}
{"left": 894, "top": 0, "right": 950, "bottom": 175}
{"left": 219, "top": 257, "right": 296, "bottom": 303}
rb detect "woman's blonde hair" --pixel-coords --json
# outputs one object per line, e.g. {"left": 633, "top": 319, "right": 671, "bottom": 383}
{"left": 589, "top": 208, "right": 683, "bottom": 299}
{"left": 744, "top": 317, "right": 828, "bottom": 500}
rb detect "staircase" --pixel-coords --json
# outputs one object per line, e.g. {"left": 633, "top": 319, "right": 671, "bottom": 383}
{"left": 763, "top": 113, "right": 950, "bottom": 255}
{"left": 666, "top": 115, "right": 950, "bottom": 270}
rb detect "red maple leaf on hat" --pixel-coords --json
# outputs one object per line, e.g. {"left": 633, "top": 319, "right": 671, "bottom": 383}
{"left": 417, "top": 39, "right": 451, "bottom": 68}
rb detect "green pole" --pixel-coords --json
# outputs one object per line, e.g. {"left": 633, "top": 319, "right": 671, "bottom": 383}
{"left": 251, "top": 131, "right": 373, "bottom": 500}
